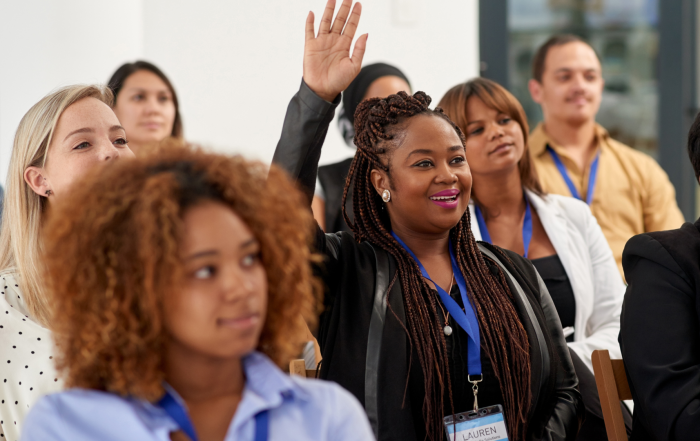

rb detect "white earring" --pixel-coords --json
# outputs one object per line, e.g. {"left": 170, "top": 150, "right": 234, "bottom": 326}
{"left": 382, "top": 189, "right": 391, "bottom": 203}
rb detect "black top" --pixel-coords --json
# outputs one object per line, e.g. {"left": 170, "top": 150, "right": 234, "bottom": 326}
{"left": 317, "top": 158, "right": 354, "bottom": 234}
{"left": 530, "top": 254, "right": 576, "bottom": 342}
{"left": 620, "top": 219, "right": 700, "bottom": 441}
{"left": 408, "top": 285, "right": 504, "bottom": 437}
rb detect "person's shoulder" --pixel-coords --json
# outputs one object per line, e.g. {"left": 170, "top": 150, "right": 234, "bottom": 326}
{"left": 605, "top": 136, "right": 663, "bottom": 170}
{"left": 286, "top": 376, "right": 372, "bottom": 438}
{"left": 538, "top": 192, "right": 591, "bottom": 216}
{"left": 623, "top": 223, "right": 700, "bottom": 282}
{"left": 22, "top": 389, "right": 137, "bottom": 439}
{"left": 537, "top": 193, "right": 596, "bottom": 231}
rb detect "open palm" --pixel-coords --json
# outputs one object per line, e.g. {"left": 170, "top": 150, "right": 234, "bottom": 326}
{"left": 304, "top": 0, "right": 368, "bottom": 102}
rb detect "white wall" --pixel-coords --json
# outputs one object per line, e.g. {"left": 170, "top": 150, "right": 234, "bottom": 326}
{"left": 0, "top": 0, "right": 144, "bottom": 185}
{"left": 0, "top": 0, "right": 479, "bottom": 185}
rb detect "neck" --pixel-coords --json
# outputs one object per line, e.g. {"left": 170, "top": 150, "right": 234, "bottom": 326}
{"left": 471, "top": 167, "right": 525, "bottom": 218}
{"left": 391, "top": 221, "right": 451, "bottom": 261}
{"left": 542, "top": 118, "right": 597, "bottom": 152}
{"left": 164, "top": 340, "right": 246, "bottom": 403}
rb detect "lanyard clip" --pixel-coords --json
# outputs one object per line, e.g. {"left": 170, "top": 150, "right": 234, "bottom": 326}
{"left": 468, "top": 374, "right": 482, "bottom": 411}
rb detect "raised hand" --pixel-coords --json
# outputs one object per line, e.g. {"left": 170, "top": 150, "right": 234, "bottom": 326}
{"left": 304, "top": 0, "right": 368, "bottom": 102}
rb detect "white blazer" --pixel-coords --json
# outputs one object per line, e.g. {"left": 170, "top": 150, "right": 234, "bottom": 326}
{"left": 470, "top": 190, "right": 625, "bottom": 372}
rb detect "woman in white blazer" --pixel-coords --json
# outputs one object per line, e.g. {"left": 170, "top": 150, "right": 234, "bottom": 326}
{"left": 439, "top": 78, "right": 629, "bottom": 440}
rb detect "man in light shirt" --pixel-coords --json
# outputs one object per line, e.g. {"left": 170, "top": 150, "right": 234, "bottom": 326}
{"left": 528, "top": 34, "right": 684, "bottom": 275}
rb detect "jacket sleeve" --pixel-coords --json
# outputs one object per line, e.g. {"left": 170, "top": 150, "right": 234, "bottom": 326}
{"left": 620, "top": 233, "right": 700, "bottom": 440}
{"left": 534, "top": 271, "right": 585, "bottom": 441}
{"left": 271, "top": 79, "right": 340, "bottom": 205}
{"left": 270, "top": 79, "right": 344, "bottom": 286}
{"left": 568, "top": 203, "right": 625, "bottom": 371}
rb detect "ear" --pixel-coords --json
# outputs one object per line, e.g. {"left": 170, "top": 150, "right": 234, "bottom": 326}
{"left": 528, "top": 79, "right": 543, "bottom": 104}
{"left": 24, "top": 166, "right": 51, "bottom": 198}
{"left": 370, "top": 168, "right": 389, "bottom": 197}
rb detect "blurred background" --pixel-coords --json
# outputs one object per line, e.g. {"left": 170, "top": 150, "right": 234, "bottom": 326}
{"left": 1, "top": 0, "right": 699, "bottom": 218}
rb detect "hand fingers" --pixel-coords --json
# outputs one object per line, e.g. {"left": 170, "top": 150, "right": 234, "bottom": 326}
{"left": 305, "top": 11, "right": 315, "bottom": 41}
{"left": 341, "top": 2, "right": 362, "bottom": 40}
{"left": 318, "top": 0, "right": 336, "bottom": 35}
{"left": 350, "top": 33, "right": 368, "bottom": 68}
{"left": 330, "top": 0, "right": 352, "bottom": 34}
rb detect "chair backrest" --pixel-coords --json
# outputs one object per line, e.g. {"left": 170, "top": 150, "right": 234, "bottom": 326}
{"left": 592, "top": 350, "right": 632, "bottom": 441}
{"left": 289, "top": 359, "right": 318, "bottom": 378}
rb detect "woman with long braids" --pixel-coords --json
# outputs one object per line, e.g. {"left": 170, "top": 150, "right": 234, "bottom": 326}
{"left": 274, "top": 3, "right": 582, "bottom": 440}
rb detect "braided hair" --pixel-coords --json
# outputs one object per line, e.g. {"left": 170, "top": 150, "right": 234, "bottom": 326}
{"left": 343, "top": 91, "right": 532, "bottom": 440}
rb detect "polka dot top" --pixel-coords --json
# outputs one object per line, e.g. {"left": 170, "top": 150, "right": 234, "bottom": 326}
{"left": 0, "top": 272, "right": 62, "bottom": 441}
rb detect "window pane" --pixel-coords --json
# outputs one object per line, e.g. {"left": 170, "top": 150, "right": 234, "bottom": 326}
{"left": 508, "top": 0, "right": 659, "bottom": 157}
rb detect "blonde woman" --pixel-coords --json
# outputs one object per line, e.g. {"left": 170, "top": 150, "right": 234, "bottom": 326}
{"left": 0, "top": 85, "right": 134, "bottom": 440}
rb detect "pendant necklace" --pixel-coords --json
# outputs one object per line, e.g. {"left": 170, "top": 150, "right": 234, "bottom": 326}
{"left": 432, "top": 274, "right": 454, "bottom": 336}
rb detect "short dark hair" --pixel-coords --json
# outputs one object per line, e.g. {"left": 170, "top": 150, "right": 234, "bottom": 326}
{"left": 107, "top": 61, "right": 183, "bottom": 138}
{"left": 688, "top": 111, "right": 700, "bottom": 182}
{"left": 531, "top": 34, "right": 599, "bottom": 82}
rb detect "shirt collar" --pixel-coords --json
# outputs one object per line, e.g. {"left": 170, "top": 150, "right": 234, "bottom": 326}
{"left": 529, "top": 122, "right": 609, "bottom": 157}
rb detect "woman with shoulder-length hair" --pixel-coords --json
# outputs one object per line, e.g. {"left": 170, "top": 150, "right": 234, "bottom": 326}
{"left": 438, "top": 77, "right": 628, "bottom": 439}
{"left": 22, "top": 143, "right": 373, "bottom": 441}
{"left": 273, "top": 3, "right": 583, "bottom": 440}
{"left": 0, "top": 84, "right": 135, "bottom": 439}
{"left": 108, "top": 60, "right": 183, "bottom": 153}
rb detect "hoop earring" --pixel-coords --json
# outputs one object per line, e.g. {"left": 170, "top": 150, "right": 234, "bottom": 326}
{"left": 382, "top": 189, "right": 391, "bottom": 203}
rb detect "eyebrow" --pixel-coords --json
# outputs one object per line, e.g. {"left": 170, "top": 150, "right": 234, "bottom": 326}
{"left": 184, "top": 238, "right": 258, "bottom": 261}
{"left": 554, "top": 67, "right": 599, "bottom": 74}
{"left": 407, "top": 145, "right": 464, "bottom": 157}
{"left": 63, "top": 125, "right": 125, "bottom": 142}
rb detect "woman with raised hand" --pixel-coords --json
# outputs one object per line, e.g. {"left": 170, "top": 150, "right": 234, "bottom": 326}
{"left": 108, "top": 61, "right": 182, "bottom": 154}
{"left": 21, "top": 144, "right": 373, "bottom": 441}
{"left": 273, "top": 2, "right": 583, "bottom": 439}
{"left": 0, "top": 85, "right": 134, "bottom": 440}
{"left": 438, "top": 78, "right": 628, "bottom": 440}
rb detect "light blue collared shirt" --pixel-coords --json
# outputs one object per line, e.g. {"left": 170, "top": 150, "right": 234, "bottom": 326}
{"left": 21, "top": 351, "right": 374, "bottom": 441}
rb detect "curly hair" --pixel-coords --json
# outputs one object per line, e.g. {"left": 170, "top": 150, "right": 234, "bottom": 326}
{"left": 345, "top": 91, "right": 531, "bottom": 440}
{"left": 42, "top": 141, "right": 320, "bottom": 401}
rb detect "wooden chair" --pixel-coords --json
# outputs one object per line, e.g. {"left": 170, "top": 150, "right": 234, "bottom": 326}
{"left": 288, "top": 317, "right": 323, "bottom": 378}
{"left": 592, "top": 350, "right": 632, "bottom": 441}
{"left": 289, "top": 359, "right": 319, "bottom": 378}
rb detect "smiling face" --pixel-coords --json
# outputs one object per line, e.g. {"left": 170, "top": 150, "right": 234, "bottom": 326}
{"left": 112, "top": 70, "right": 176, "bottom": 152}
{"left": 370, "top": 114, "right": 472, "bottom": 235}
{"left": 165, "top": 200, "right": 267, "bottom": 361}
{"left": 24, "top": 97, "right": 135, "bottom": 200}
{"left": 529, "top": 41, "right": 604, "bottom": 126}
{"left": 464, "top": 96, "right": 526, "bottom": 177}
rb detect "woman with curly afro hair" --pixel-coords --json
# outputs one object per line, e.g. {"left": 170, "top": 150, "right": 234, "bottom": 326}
{"left": 21, "top": 143, "right": 373, "bottom": 441}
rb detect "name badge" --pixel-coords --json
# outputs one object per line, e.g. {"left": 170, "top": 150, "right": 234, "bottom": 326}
{"left": 444, "top": 405, "right": 508, "bottom": 441}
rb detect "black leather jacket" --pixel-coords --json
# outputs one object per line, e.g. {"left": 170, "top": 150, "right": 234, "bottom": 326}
{"left": 273, "top": 81, "right": 583, "bottom": 440}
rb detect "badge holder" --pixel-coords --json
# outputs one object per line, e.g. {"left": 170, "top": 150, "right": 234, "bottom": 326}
{"left": 443, "top": 375, "right": 508, "bottom": 441}
{"left": 443, "top": 404, "right": 509, "bottom": 441}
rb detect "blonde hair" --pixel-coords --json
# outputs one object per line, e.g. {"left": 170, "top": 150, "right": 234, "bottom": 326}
{"left": 0, "top": 85, "right": 114, "bottom": 326}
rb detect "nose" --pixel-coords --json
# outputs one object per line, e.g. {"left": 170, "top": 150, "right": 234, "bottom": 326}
{"left": 486, "top": 121, "right": 505, "bottom": 142}
{"left": 98, "top": 139, "right": 121, "bottom": 162}
{"left": 144, "top": 95, "right": 161, "bottom": 115}
{"left": 221, "top": 265, "right": 255, "bottom": 302}
{"left": 435, "top": 160, "right": 458, "bottom": 185}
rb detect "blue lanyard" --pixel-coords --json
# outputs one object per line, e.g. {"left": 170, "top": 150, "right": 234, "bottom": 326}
{"left": 391, "top": 232, "right": 482, "bottom": 376}
{"left": 157, "top": 389, "right": 269, "bottom": 441}
{"left": 547, "top": 146, "right": 600, "bottom": 205}
{"left": 474, "top": 195, "right": 532, "bottom": 258}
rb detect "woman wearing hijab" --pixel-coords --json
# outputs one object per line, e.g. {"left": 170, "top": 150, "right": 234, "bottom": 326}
{"left": 312, "top": 62, "right": 410, "bottom": 232}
